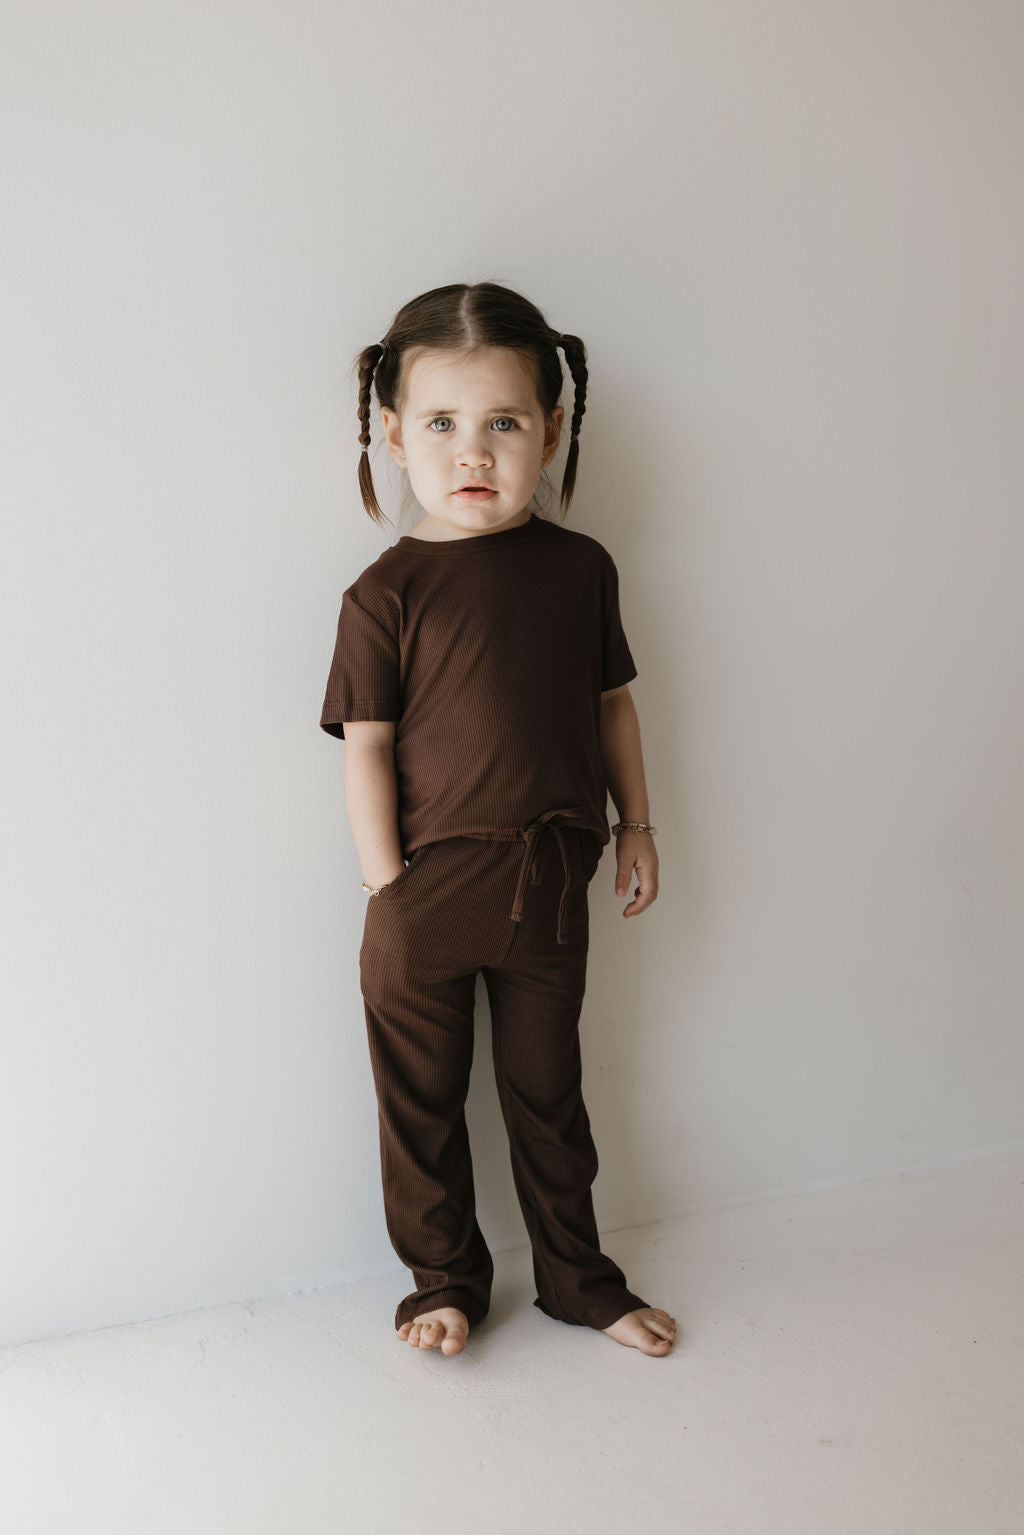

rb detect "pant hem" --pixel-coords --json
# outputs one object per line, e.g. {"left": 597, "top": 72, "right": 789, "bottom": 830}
{"left": 532, "top": 1288, "right": 650, "bottom": 1331}
{"left": 395, "top": 1287, "right": 491, "bottom": 1330}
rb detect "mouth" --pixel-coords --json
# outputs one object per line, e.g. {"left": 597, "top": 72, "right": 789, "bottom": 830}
{"left": 454, "top": 484, "right": 496, "bottom": 497}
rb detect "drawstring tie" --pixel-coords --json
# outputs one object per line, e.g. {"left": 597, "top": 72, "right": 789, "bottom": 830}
{"left": 510, "top": 807, "right": 590, "bottom": 944}
{"left": 461, "top": 807, "right": 592, "bottom": 944}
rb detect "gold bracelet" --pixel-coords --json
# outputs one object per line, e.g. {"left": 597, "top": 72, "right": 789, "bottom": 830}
{"left": 611, "top": 820, "right": 658, "bottom": 835}
{"left": 362, "top": 856, "right": 409, "bottom": 896}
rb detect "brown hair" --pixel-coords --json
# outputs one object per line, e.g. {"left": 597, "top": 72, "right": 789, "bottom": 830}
{"left": 354, "top": 281, "right": 588, "bottom": 527}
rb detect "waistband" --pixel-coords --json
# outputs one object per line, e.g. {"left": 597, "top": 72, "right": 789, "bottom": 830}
{"left": 461, "top": 807, "right": 591, "bottom": 945}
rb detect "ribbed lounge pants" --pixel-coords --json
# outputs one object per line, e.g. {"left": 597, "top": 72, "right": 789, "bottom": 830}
{"left": 358, "top": 807, "right": 650, "bottom": 1333}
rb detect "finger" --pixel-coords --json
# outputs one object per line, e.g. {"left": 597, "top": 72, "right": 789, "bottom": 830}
{"left": 623, "top": 876, "right": 657, "bottom": 912}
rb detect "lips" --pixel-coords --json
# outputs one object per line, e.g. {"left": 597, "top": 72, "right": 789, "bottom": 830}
{"left": 457, "top": 484, "right": 493, "bottom": 492}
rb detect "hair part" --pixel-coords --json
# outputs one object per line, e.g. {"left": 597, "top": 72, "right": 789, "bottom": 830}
{"left": 354, "top": 282, "right": 588, "bottom": 527}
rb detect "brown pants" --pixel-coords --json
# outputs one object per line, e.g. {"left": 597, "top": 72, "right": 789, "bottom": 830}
{"left": 358, "top": 808, "right": 650, "bottom": 1332}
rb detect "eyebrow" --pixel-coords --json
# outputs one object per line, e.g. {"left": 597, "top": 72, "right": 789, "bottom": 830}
{"left": 414, "top": 405, "right": 534, "bottom": 419}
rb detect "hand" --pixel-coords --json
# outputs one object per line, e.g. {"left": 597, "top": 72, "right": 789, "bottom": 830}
{"left": 364, "top": 861, "right": 408, "bottom": 893}
{"left": 614, "top": 831, "right": 658, "bottom": 917}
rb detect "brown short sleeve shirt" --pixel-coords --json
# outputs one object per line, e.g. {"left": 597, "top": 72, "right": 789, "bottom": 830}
{"left": 319, "top": 514, "right": 637, "bottom": 853}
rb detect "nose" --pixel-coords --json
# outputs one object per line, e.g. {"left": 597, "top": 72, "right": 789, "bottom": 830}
{"left": 457, "top": 427, "right": 494, "bottom": 468}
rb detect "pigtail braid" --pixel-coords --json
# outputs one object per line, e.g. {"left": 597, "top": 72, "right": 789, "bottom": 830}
{"left": 555, "top": 332, "right": 588, "bottom": 515}
{"left": 356, "top": 342, "right": 388, "bottom": 525}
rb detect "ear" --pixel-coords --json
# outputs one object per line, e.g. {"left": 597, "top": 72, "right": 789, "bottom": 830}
{"left": 541, "top": 405, "right": 564, "bottom": 467}
{"left": 380, "top": 406, "right": 406, "bottom": 465}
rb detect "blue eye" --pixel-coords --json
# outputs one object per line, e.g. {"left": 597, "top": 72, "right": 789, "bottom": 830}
{"left": 427, "top": 417, "right": 518, "bottom": 432}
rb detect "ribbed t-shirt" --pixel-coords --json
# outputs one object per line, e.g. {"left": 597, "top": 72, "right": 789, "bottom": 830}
{"left": 319, "top": 512, "right": 637, "bottom": 855}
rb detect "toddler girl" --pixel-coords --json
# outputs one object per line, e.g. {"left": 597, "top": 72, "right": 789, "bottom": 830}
{"left": 320, "top": 281, "right": 675, "bottom": 1358}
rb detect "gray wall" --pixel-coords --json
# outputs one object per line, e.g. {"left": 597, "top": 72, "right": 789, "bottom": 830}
{"left": 2, "top": 0, "right": 1022, "bottom": 1345}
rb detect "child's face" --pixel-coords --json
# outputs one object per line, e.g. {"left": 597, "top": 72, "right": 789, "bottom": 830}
{"left": 381, "top": 346, "right": 563, "bottom": 535}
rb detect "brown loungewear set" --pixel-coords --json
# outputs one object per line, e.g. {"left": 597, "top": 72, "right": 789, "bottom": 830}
{"left": 320, "top": 513, "right": 650, "bottom": 1331}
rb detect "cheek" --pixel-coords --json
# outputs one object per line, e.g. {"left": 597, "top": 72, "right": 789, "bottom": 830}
{"left": 503, "top": 432, "right": 542, "bottom": 464}
{"left": 413, "top": 436, "right": 447, "bottom": 469}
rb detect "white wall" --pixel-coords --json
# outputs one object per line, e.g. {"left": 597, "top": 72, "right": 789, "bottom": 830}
{"left": 2, "top": 0, "right": 1021, "bottom": 1347}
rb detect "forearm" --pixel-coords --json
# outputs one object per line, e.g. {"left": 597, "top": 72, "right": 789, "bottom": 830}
{"left": 342, "top": 742, "right": 406, "bottom": 887}
{"left": 599, "top": 689, "right": 651, "bottom": 822}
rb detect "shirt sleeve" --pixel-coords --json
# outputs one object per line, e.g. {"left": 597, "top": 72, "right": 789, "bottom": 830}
{"left": 319, "top": 585, "right": 401, "bottom": 740}
{"left": 600, "top": 549, "right": 638, "bottom": 691}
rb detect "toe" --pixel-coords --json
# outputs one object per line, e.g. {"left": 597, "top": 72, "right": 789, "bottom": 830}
{"left": 397, "top": 1308, "right": 470, "bottom": 1356}
{"left": 642, "top": 1319, "right": 675, "bottom": 1352}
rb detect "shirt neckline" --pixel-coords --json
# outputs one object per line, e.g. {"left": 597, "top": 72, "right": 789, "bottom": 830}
{"left": 396, "top": 513, "right": 544, "bottom": 553}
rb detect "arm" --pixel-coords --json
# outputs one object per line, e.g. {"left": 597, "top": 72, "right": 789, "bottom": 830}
{"left": 341, "top": 721, "right": 407, "bottom": 890}
{"left": 599, "top": 684, "right": 659, "bottom": 915}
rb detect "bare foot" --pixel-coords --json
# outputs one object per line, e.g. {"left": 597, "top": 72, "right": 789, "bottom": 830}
{"left": 602, "top": 1306, "right": 677, "bottom": 1355}
{"left": 396, "top": 1306, "right": 470, "bottom": 1356}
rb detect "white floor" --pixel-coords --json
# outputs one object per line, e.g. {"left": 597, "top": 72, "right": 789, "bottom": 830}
{"left": 2, "top": 1152, "right": 1022, "bottom": 1535}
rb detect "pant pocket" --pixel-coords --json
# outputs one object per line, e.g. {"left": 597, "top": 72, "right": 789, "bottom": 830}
{"left": 374, "top": 843, "right": 427, "bottom": 898}
{"left": 578, "top": 829, "right": 604, "bottom": 884}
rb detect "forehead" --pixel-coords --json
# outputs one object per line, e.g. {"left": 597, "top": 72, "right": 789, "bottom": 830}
{"left": 401, "top": 346, "right": 540, "bottom": 408}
